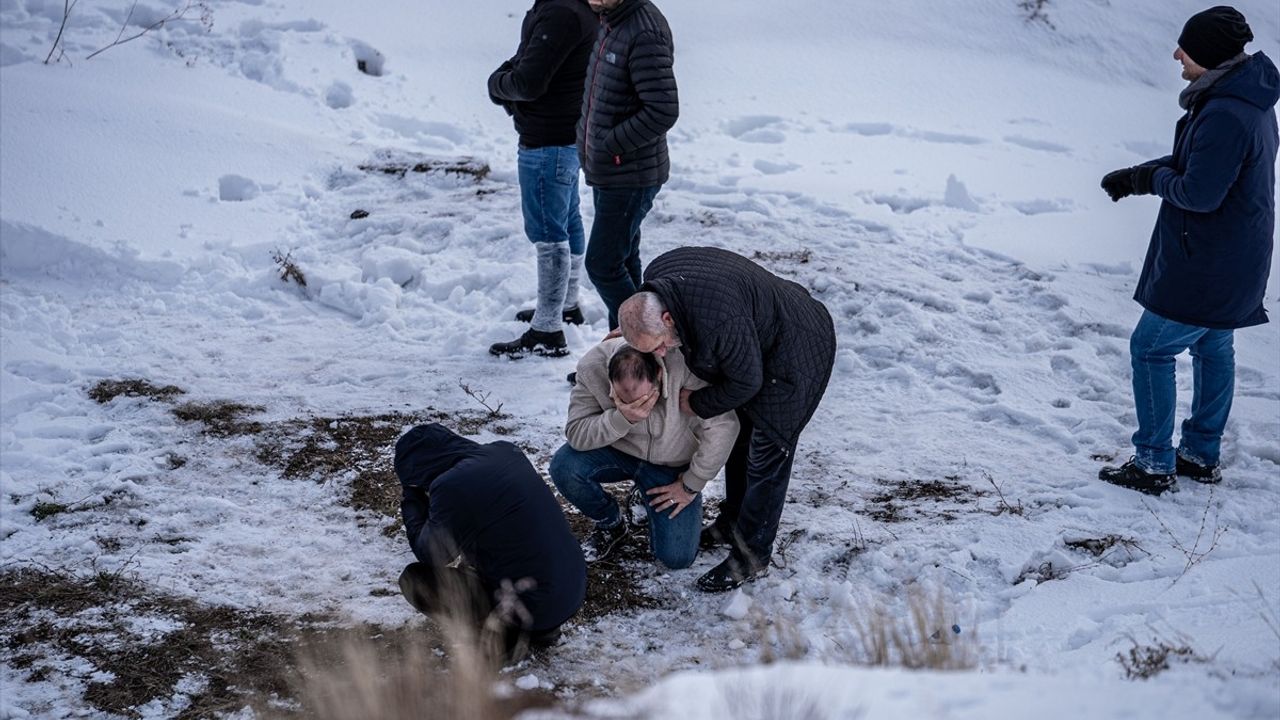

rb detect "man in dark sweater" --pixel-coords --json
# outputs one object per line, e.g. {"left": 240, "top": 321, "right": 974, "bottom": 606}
{"left": 394, "top": 424, "right": 586, "bottom": 656}
{"left": 1098, "top": 6, "right": 1276, "bottom": 495}
{"left": 577, "top": 0, "right": 678, "bottom": 330}
{"left": 488, "top": 0, "right": 598, "bottom": 359}
{"left": 618, "top": 247, "right": 837, "bottom": 591}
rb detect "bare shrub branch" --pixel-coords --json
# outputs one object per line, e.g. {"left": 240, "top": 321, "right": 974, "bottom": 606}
{"left": 86, "top": 1, "right": 211, "bottom": 61}
{"left": 44, "top": 0, "right": 79, "bottom": 64}
{"left": 459, "top": 380, "right": 505, "bottom": 418}
{"left": 984, "top": 471, "right": 1023, "bottom": 516}
{"left": 1142, "top": 486, "right": 1227, "bottom": 585}
{"left": 270, "top": 249, "right": 308, "bottom": 288}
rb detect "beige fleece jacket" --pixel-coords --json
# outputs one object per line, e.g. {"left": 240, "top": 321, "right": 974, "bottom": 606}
{"left": 565, "top": 338, "right": 740, "bottom": 491}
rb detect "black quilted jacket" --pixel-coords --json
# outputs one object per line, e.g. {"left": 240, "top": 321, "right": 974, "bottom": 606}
{"left": 576, "top": 0, "right": 678, "bottom": 188}
{"left": 641, "top": 247, "right": 836, "bottom": 451}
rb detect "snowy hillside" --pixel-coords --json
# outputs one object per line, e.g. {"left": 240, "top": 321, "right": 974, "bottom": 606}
{"left": 2, "top": 0, "right": 1278, "bottom": 718}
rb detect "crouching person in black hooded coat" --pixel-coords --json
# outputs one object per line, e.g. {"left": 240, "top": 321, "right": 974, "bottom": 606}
{"left": 394, "top": 423, "right": 586, "bottom": 657}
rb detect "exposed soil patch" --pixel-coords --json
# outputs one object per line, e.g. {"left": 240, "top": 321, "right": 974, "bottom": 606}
{"left": 866, "top": 476, "right": 980, "bottom": 524}
{"left": 88, "top": 379, "right": 186, "bottom": 404}
{"left": 752, "top": 248, "right": 812, "bottom": 265}
{"left": 563, "top": 506, "right": 661, "bottom": 622}
{"left": 0, "top": 567, "right": 552, "bottom": 719}
{"left": 0, "top": 566, "right": 307, "bottom": 718}
{"left": 172, "top": 400, "right": 266, "bottom": 437}
{"left": 1065, "top": 534, "right": 1135, "bottom": 558}
{"left": 358, "top": 152, "right": 490, "bottom": 182}
{"left": 255, "top": 409, "right": 515, "bottom": 538}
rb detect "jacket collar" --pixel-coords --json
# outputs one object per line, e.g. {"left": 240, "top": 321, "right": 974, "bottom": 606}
{"left": 602, "top": 0, "right": 648, "bottom": 25}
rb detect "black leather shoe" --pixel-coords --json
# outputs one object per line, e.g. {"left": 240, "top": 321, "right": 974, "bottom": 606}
{"left": 695, "top": 553, "right": 768, "bottom": 593}
{"left": 1099, "top": 459, "right": 1177, "bottom": 496}
{"left": 1176, "top": 454, "right": 1222, "bottom": 484}
{"left": 514, "top": 305, "right": 584, "bottom": 325}
{"left": 489, "top": 328, "right": 569, "bottom": 359}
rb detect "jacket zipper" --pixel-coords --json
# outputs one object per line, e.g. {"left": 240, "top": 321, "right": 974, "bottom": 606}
{"left": 583, "top": 17, "right": 611, "bottom": 163}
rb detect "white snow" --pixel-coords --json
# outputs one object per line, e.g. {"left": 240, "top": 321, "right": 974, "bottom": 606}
{"left": 2, "top": 0, "right": 1279, "bottom": 718}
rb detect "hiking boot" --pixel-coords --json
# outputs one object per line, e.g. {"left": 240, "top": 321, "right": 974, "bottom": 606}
{"left": 695, "top": 553, "right": 768, "bottom": 593}
{"left": 1176, "top": 454, "right": 1222, "bottom": 484}
{"left": 582, "top": 521, "right": 626, "bottom": 563}
{"left": 1098, "top": 459, "right": 1177, "bottom": 496}
{"left": 514, "top": 305, "right": 585, "bottom": 325}
{"left": 627, "top": 486, "right": 649, "bottom": 528}
{"left": 489, "top": 328, "right": 569, "bottom": 359}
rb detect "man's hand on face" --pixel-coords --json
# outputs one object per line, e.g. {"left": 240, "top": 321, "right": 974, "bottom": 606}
{"left": 647, "top": 475, "right": 696, "bottom": 519}
{"left": 617, "top": 385, "right": 659, "bottom": 423}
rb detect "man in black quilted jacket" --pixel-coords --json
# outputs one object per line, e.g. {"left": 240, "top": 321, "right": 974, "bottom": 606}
{"left": 618, "top": 247, "right": 837, "bottom": 591}
{"left": 488, "top": 0, "right": 598, "bottom": 359}
{"left": 577, "top": 0, "right": 679, "bottom": 330}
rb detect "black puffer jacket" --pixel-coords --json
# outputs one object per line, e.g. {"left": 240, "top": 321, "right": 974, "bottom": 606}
{"left": 395, "top": 424, "right": 586, "bottom": 632}
{"left": 488, "top": 0, "right": 597, "bottom": 148}
{"left": 576, "top": 0, "right": 678, "bottom": 188}
{"left": 641, "top": 247, "right": 836, "bottom": 451}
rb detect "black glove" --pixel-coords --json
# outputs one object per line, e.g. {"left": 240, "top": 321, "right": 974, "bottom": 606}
{"left": 1101, "top": 168, "right": 1135, "bottom": 202}
{"left": 1102, "top": 165, "right": 1159, "bottom": 202}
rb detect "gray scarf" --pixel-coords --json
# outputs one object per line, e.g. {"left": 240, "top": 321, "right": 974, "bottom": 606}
{"left": 1179, "top": 52, "right": 1250, "bottom": 110}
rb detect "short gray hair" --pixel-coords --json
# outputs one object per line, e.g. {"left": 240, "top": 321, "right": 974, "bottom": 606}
{"left": 619, "top": 292, "right": 668, "bottom": 337}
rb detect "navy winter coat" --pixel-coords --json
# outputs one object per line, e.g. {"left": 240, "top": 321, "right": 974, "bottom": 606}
{"left": 576, "top": 0, "right": 678, "bottom": 188}
{"left": 641, "top": 247, "right": 837, "bottom": 452}
{"left": 1137, "top": 52, "right": 1279, "bottom": 330}
{"left": 394, "top": 424, "right": 586, "bottom": 632}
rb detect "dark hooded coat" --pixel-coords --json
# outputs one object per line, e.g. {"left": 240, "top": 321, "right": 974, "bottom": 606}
{"left": 1137, "top": 52, "right": 1278, "bottom": 329}
{"left": 394, "top": 424, "right": 586, "bottom": 632}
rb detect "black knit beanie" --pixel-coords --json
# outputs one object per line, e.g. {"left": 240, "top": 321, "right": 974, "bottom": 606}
{"left": 1178, "top": 6, "right": 1254, "bottom": 69}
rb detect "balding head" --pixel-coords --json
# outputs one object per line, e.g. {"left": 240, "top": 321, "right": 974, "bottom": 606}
{"left": 619, "top": 292, "right": 681, "bottom": 358}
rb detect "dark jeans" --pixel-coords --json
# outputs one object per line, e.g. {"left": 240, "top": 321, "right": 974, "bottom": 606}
{"left": 585, "top": 185, "right": 661, "bottom": 329}
{"left": 712, "top": 410, "right": 795, "bottom": 569}
{"left": 398, "top": 563, "right": 561, "bottom": 657}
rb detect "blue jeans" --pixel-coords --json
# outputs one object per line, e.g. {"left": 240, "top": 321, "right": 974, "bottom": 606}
{"left": 1129, "top": 310, "right": 1235, "bottom": 473}
{"left": 518, "top": 145, "right": 586, "bottom": 331}
{"left": 585, "top": 185, "right": 661, "bottom": 329}
{"left": 549, "top": 443, "right": 700, "bottom": 569}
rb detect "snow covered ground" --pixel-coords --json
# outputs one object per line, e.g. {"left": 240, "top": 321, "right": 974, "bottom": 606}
{"left": 2, "top": 0, "right": 1278, "bottom": 718}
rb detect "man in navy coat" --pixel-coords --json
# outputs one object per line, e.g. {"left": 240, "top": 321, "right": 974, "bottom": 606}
{"left": 1099, "top": 6, "right": 1277, "bottom": 495}
{"left": 394, "top": 424, "right": 586, "bottom": 655}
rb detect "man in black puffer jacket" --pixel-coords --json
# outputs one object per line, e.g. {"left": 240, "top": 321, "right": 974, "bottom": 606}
{"left": 577, "top": 0, "right": 679, "bottom": 329}
{"left": 618, "top": 247, "right": 837, "bottom": 592}
{"left": 394, "top": 424, "right": 587, "bottom": 657}
{"left": 488, "top": 0, "right": 597, "bottom": 359}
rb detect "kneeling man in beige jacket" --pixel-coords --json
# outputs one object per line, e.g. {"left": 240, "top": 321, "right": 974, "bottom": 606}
{"left": 549, "top": 338, "right": 739, "bottom": 568}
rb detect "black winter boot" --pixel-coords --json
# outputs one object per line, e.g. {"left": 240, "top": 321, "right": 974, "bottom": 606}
{"left": 1176, "top": 454, "right": 1222, "bottom": 484}
{"left": 581, "top": 521, "right": 626, "bottom": 563}
{"left": 489, "top": 328, "right": 569, "bottom": 359}
{"left": 515, "top": 305, "right": 585, "bottom": 325}
{"left": 1098, "top": 459, "right": 1177, "bottom": 496}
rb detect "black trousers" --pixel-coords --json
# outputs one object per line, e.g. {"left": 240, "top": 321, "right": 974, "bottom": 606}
{"left": 714, "top": 410, "right": 795, "bottom": 569}
{"left": 397, "top": 563, "right": 561, "bottom": 657}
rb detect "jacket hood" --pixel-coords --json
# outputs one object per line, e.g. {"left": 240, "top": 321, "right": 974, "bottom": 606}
{"left": 1209, "top": 52, "right": 1280, "bottom": 111}
{"left": 394, "top": 423, "right": 481, "bottom": 489}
